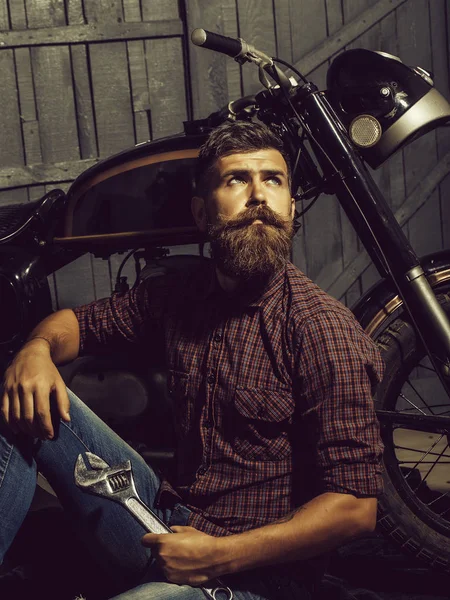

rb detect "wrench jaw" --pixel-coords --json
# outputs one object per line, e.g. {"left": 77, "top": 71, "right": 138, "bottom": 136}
{"left": 80, "top": 451, "right": 109, "bottom": 471}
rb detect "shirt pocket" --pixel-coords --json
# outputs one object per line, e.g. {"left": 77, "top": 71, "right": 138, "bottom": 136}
{"left": 228, "top": 387, "right": 294, "bottom": 462}
{"left": 167, "top": 369, "right": 191, "bottom": 436}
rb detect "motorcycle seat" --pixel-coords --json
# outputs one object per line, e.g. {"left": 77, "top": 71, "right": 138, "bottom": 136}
{"left": 0, "top": 201, "right": 42, "bottom": 239}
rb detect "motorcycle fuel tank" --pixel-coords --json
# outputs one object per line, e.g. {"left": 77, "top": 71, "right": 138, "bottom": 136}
{"left": 55, "top": 133, "right": 207, "bottom": 254}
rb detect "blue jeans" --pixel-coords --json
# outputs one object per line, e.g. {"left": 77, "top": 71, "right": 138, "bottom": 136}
{"left": 0, "top": 390, "right": 312, "bottom": 599}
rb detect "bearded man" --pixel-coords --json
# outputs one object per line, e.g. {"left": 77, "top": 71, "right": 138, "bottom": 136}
{"left": 0, "top": 121, "right": 384, "bottom": 600}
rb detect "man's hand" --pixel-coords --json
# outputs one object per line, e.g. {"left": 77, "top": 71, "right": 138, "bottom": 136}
{"left": 1, "top": 338, "right": 70, "bottom": 440}
{"left": 142, "top": 526, "right": 224, "bottom": 586}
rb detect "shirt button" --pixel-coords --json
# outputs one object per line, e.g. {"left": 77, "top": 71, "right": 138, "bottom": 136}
{"left": 204, "top": 419, "right": 213, "bottom": 429}
{"left": 197, "top": 465, "right": 207, "bottom": 476}
{"left": 214, "top": 332, "right": 222, "bottom": 343}
{"left": 207, "top": 373, "right": 215, "bottom": 384}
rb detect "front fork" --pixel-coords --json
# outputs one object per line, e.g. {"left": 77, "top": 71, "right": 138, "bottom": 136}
{"left": 296, "top": 86, "right": 450, "bottom": 393}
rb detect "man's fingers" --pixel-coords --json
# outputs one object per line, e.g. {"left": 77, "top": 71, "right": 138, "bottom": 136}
{"left": 54, "top": 381, "right": 70, "bottom": 422}
{"left": 171, "top": 526, "right": 195, "bottom": 534}
{"left": 0, "top": 390, "right": 11, "bottom": 429}
{"left": 2, "top": 390, "right": 19, "bottom": 435}
{"left": 11, "top": 389, "right": 23, "bottom": 432}
{"left": 34, "top": 388, "right": 54, "bottom": 439}
{"left": 19, "top": 384, "right": 52, "bottom": 439}
{"left": 1, "top": 377, "right": 67, "bottom": 440}
{"left": 20, "top": 385, "right": 36, "bottom": 434}
{"left": 141, "top": 533, "right": 163, "bottom": 547}
{"left": 142, "top": 527, "right": 201, "bottom": 547}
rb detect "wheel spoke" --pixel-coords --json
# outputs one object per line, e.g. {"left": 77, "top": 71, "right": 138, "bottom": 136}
{"left": 397, "top": 460, "right": 450, "bottom": 465}
{"left": 425, "top": 490, "right": 450, "bottom": 520}
{"left": 411, "top": 443, "right": 449, "bottom": 492}
{"left": 416, "top": 361, "right": 435, "bottom": 374}
{"left": 427, "top": 490, "right": 450, "bottom": 509}
{"left": 398, "top": 435, "right": 444, "bottom": 482}
{"left": 403, "top": 381, "right": 436, "bottom": 415}
{"left": 398, "top": 391, "right": 428, "bottom": 415}
{"left": 394, "top": 444, "right": 450, "bottom": 458}
{"left": 438, "top": 502, "right": 450, "bottom": 519}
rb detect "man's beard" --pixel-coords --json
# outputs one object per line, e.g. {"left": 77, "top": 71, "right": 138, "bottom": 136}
{"left": 207, "top": 205, "right": 293, "bottom": 285}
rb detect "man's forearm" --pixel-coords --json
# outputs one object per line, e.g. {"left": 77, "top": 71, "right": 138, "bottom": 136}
{"left": 26, "top": 308, "right": 80, "bottom": 365}
{"left": 213, "top": 492, "right": 377, "bottom": 576}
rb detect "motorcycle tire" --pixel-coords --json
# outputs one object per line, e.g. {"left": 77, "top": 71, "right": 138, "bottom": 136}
{"left": 373, "top": 285, "right": 450, "bottom": 572}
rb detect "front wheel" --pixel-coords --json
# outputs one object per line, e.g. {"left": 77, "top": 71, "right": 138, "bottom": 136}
{"left": 373, "top": 288, "right": 450, "bottom": 571}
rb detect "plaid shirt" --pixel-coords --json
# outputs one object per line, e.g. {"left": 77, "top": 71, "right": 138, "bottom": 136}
{"left": 73, "top": 260, "right": 384, "bottom": 537}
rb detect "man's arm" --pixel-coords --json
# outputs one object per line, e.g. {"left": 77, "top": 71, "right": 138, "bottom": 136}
{"left": 217, "top": 491, "right": 376, "bottom": 570}
{"left": 1, "top": 274, "right": 163, "bottom": 439}
{"left": 142, "top": 491, "right": 377, "bottom": 585}
{"left": 27, "top": 308, "right": 80, "bottom": 363}
{"left": 1, "top": 309, "right": 80, "bottom": 439}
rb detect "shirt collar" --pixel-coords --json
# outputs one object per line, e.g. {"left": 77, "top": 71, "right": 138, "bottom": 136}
{"left": 201, "top": 262, "right": 288, "bottom": 310}
{"left": 246, "top": 264, "right": 287, "bottom": 307}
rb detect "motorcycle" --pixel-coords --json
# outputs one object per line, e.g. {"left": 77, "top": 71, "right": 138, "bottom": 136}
{"left": 2, "top": 27, "right": 450, "bottom": 585}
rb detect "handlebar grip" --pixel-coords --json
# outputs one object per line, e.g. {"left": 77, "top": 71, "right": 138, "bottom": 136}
{"left": 191, "top": 28, "right": 243, "bottom": 59}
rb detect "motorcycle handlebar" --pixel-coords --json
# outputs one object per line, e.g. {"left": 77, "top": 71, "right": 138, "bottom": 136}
{"left": 192, "top": 28, "right": 293, "bottom": 92}
{"left": 191, "top": 28, "right": 243, "bottom": 59}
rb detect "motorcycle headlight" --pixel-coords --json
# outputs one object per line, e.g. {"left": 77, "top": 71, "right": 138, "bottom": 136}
{"left": 327, "top": 49, "right": 450, "bottom": 168}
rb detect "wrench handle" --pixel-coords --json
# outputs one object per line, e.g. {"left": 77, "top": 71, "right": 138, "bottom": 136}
{"left": 125, "top": 497, "right": 172, "bottom": 534}
{"left": 125, "top": 497, "right": 232, "bottom": 599}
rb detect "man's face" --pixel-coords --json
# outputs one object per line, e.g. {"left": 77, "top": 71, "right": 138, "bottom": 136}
{"left": 192, "top": 149, "right": 295, "bottom": 284}
{"left": 202, "top": 149, "right": 294, "bottom": 226}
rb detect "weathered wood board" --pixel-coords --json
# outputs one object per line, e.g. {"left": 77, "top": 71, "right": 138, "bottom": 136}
{"left": 144, "top": 37, "right": 188, "bottom": 138}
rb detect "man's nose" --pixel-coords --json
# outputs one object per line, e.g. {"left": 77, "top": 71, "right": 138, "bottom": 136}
{"left": 246, "top": 180, "right": 266, "bottom": 207}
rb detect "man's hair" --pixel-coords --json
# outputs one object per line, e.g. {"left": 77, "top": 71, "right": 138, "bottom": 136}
{"left": 195, "top": 120, "right": 292, "bottom": 197}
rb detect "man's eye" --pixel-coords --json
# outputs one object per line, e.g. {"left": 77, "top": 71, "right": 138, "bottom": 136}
{"left": 267, "top": 176, "right": 282, "bottom": 185}
{"left": 228, "top": 176, "right": 245, "bottom": 184}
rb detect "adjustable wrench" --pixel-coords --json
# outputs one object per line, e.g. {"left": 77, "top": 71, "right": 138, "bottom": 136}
{"left": 74, "top": 452, "right": 233, "bottom": 600}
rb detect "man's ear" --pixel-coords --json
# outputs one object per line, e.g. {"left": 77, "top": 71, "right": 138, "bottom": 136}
{"left": 191, "top": 195, "right": 208, "bottom": 232}
{"left": 291, "top": 197, "right": 296, "bottom": 220}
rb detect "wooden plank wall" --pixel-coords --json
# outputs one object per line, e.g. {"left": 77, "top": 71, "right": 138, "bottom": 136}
{"left": 0, "top": 0, "right": 449, "bottom": 310}
{"left": 0, "top": 0, "right": 185, "bottom": 308}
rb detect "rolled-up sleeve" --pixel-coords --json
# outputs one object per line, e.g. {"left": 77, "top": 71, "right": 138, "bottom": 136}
{"left": 295, "top": 310, "right": 384, "bottom": 497}
{"left": 73, "top": 275, "right": 167, "bottom": 355}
